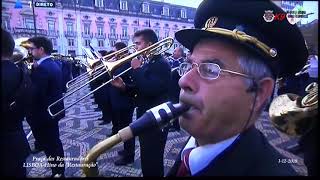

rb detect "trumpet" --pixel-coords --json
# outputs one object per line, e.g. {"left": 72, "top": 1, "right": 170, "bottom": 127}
{"left": 65, "top": 44, "right": 136, "bottom": 89}
{"left": 82, "top": 102, "right": 190, "bottom": 177}
{"left": 47, "top": 37, "right": 174, "bottom": 118}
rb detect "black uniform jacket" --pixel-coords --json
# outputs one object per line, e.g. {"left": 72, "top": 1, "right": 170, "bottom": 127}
{"left": 29, "top": 58, "right": 65, "bottom": 121}
{"left": 126, "top": 54, "right": 171, "bottom": 113}
{"left": 167, "top": 126, "right": 298, "bottom": 176}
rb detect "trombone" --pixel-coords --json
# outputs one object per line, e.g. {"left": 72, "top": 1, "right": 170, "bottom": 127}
{"left": 47, "top": 37, "right": 174, "bottom": 118}
{"left": 65, "top": 44, "right": 136, "bottom": 89}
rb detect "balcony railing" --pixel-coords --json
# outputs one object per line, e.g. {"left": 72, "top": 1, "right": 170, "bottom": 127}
{"left": 64, "top": 31, "right": 77, "bottom": 37}
{"left": 108, "top": 33, "right": 118, "bottom": 39}
{"left": 95, "top": 33, "right": 106, "bottom": 39}
{"left": 47, "top": 30, "right": 59, "bottom": 37}
{"left": 13, "top": 27, "right": 47, "bottom": 36}
{"left": 82, "top": 32, "right": 94, "bottom": 38}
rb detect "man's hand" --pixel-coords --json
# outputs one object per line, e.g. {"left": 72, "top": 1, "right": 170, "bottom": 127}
{"left": 131, "top": 58, "right": 142, "bottom": 69}
{"left": 111, "top": 77, "right": 126, "bottom": 91}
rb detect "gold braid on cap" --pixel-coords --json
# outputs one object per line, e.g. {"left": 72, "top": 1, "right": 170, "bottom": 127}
{"left": 203, "top": 17, "right": 277, "bottom": 58}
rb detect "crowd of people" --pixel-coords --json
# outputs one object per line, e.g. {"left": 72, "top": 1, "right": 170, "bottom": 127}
{"left": 1, "top": 0, "right": 317, "bottom": 177}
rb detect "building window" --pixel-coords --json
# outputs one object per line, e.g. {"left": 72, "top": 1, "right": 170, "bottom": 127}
{"left": 144, "top": 20, "right": 151, "bottom": 27}
{"left": 25, "top": 18, "right": 34, "bottom": 29}
{"left": 48, "top": 20, "right": 55, "bottom": 31}
{"left": 97, "top": 26, "right": 103, "bottom": 35}
{"left": 133, "top": 27, "right": 139, "bottom": 33}
{"left": 120, "top": 0, "right": 128, "bottom": 10}
{"left": 1, "top": 18, "right": 10, "bottom": 30}
{"left": 84, "top": 39, "right": 91, "bottom": 47}
{"left": 68, "top": 39, "right": 74, "bottom": 46}
{"left": 110, "top": 25, "right": 116, "bottom": 35}
{"left": 162, "top": 6, "right": 169, "bottom": 16}
{"left": 84, "top": 24, "right": 90, "bottom": 35}
{"left": 155, "top": 29, "right": 159, "bottom": 38}
{"left": 51, "top": 38, "right": 57, "bottom": 46}
{"left": 164, "top": 30, "right": 169, "bottom": 37}
{"left": 67, "top": 22, "right": 73, "bottom": 32}
{"left": 68, "top": 50, "right": 76, "bottom": 56}
{"left": 110, "top": 40, "right": 116, "bottom": 47}
{"left": 142, "top": 3, "right": 149, "bottom": 13}
{"left": 181, "top": 9, "right": 187, "bottom": 18}
{"left": 122, "top": 26, "right": 128, "bottom": 36}
{"left": 96, "top": 0, "right": 103, "bottom": 7}
{"left": 98, "top": 40, "right": 104, "bottom": 47}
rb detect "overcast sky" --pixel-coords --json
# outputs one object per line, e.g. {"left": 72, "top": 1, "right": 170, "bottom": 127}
{"left": 301, "top": 1, "right": 318, "bottom": 24}
{"left": 152, "top": 0, "right": 318, "bottom": 24}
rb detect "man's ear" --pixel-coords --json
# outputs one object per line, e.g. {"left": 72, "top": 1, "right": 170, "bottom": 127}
{"left": 254, "top": 77, "right": 275, "bottom": 112}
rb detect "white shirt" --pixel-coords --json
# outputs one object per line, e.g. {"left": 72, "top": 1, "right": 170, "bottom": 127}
{"left": 36, "top": 55, "right": 51, "bottom": 66}
{"left": 181, "top": 134, "right": 239, "bottom": 175}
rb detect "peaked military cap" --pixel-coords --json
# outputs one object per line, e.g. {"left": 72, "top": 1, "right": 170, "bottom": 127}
{"left": 175, "top": 0, "right": 308, "bottom": 78}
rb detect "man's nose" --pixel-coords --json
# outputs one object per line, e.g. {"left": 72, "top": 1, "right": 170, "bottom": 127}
{"left": 178, "top": 68, "right": 198, "bottom": 94}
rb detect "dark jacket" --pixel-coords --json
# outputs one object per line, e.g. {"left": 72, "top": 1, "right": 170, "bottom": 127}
{"left": 1, "top": 60, "right": 32, "bottom": 132}
{"left": 59, "top": 60, "right": 72, "bottom": 92}
{"left": 1, "top": 60, "right": 31, "bottom": 177}
{"left": 30, "top": 58, "right": 65, "bottom": 121}
{"left": 167, "top": 126, "right": 298, "bottom": 176}
{"left": 109, "top": 61, "right": 135, "bottom": 110}
{"left": 127, "top": 54, "right": 171, "bottom": 113}
{"left": 169, "top": 68, "right": 181, "bottom": 103}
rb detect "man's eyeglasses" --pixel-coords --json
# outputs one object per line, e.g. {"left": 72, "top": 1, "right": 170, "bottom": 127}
{"left": 28, "top": 47, "right": 38, "bottom": 50}
{"left": 178, "top": 62, "right": 253, "bottom": 80}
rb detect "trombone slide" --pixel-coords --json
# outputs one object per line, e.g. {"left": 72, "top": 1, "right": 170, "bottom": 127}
{"left": 48, "top": 37, "right": 174, "bottom": 118}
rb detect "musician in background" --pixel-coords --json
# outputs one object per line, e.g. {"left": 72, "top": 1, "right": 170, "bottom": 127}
{"left": 14, "top": 39, "right": 44, "bottom": 153}
{"left": 168, "top": 47, "right": 186, "bottom": 132}
{"left": 60, "top": 57, "right": 73, "bottom": 93}
{"left": 110, "top": 42, "right": 136, "bottom": 165}
{"left": 163, "top": 52, "right": 172, "bottom": 60}
{"left": 169, "top": 47, "right": 185, "bottom": 69}
{"left": 111, "top": 29, "right": 171, "bottom": 176}
{"left": 71, "top": 57, "right": 81, "bottom": 78}
{"left": 27, "top": 36, "right": 65, "bottom": 177}
{"left": 1, "top": 28, "right": 31, "bottom": 178}
{"left": 92, "top": 50, "right": 113, "bottom": 126}
{"left": 13, "top": 39, "right": 33, "bottom": 76}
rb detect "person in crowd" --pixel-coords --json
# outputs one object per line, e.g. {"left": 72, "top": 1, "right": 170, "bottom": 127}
{"left": 111, "top": 29, "right": 171, "bottom": 176}
{"left": 27, "top": 36, "right": 65, "bottom": 177}
{"left": 170, "top": 47, "right": 185, "bottom": 69}
{"left": 109, "top": 42, "right": 136, "bottom": 165}
{"left": 91, "top": 50, "right": 113, "bottom": 126}
{"left": 1, "top": 28, "right": 31, "bottom": 178}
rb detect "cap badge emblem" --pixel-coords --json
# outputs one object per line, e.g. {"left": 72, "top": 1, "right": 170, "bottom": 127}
{"left": 205, "top": 17, "right": 218, "bottom": 29}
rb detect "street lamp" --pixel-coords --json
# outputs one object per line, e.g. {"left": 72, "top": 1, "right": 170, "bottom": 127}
{"left": 31, "top": 0, "right": 37, "bottom": 36}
